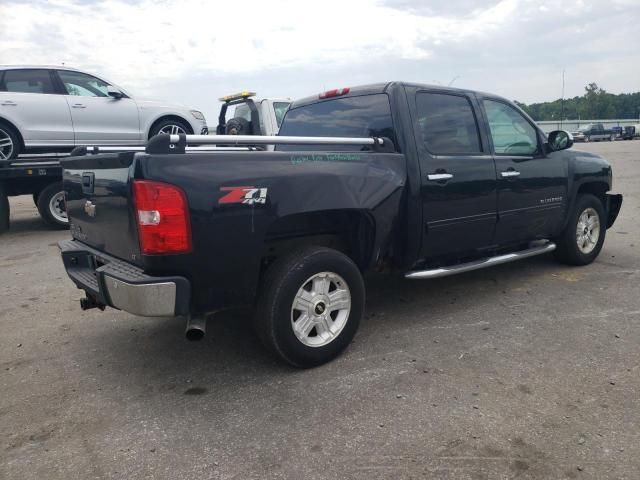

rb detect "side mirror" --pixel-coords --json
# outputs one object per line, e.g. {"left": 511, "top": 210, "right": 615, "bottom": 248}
{"left": 547, "top": 130, "right": 573, "bottom": 152}
{"left": 107, "top": 86, "right": 124, "bottom": 99}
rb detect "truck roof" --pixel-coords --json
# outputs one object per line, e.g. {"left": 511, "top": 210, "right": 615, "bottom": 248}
{"left": 0, "top": 65, "right": 84, "bottom": 72}
{"left": 290, "top": 81, "right": 504, "bottom": 109}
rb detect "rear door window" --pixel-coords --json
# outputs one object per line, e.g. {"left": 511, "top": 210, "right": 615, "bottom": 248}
{"left": 3, "top": 69, "right": 55, "bottom": 94}
{"left": 414, "top": 92, "right": 482, "bottom": 154}
{"left": 277, "top": 94, "right": 397, "bottom": 151}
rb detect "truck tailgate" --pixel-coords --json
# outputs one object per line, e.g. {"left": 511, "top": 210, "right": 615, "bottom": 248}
{"left": 62, "top": 152, "right": 141, "bottom": 264}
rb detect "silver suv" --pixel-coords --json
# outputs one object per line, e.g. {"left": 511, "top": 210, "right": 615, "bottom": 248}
{"left": 0, "top": 66, "right": 208, "bottom": 160}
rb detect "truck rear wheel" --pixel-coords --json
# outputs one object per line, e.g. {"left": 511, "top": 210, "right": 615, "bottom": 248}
{"left": 254, "top": 246, "right": 365, "bottom": 368}
{"left": 37, "top": 181, "right": 69, "bottom": 229}
{"left": 554, "top": 194, "right": 606, "bottom": 266}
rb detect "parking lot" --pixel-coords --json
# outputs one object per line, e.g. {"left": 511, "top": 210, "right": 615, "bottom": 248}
{"left": 0, "top": 141, "right": 638, "bottom": 479}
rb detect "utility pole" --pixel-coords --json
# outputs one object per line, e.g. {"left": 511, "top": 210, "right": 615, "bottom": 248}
{"left": 560, "top": 69, "right": 565, "bottom": 129}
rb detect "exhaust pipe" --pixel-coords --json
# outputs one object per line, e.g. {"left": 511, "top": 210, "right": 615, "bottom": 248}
{"left": 185, "top": 316, "right": 206, "bottom": 341}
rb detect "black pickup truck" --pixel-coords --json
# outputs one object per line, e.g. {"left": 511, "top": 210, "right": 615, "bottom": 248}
{"left": 59, "top": 82, "right": 622, "bottom": 367}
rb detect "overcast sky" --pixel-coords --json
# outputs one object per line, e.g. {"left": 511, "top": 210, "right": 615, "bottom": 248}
{"left": 1, "top": 0, "right": 639, "bottom": 121}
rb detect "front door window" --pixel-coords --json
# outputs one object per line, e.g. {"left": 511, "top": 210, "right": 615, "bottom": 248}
{"left": 483, "top": 99, "right": 538, "bottom": 156}
{"left": 58, "top": 70, "right": 110, "bottom": 97}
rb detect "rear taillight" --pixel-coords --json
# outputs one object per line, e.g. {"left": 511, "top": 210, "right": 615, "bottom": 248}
{"left": 319, "top": 87, "right": 350, "bottom": 99}
{"left": 132, "top": 180, "right": 192, "bottom": 255}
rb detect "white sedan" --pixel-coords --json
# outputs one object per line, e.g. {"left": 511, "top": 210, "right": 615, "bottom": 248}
{"left": 0, "top": 66, "right": 208, "bottom": 160}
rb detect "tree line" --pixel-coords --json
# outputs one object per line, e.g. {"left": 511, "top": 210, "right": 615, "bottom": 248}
{"left": 515, "top": 83, "right": 640, "bottom": 121}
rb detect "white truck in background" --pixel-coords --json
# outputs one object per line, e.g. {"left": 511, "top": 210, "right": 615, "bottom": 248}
{"left": 215, "top": 92, "right": 290, "bottom": 139}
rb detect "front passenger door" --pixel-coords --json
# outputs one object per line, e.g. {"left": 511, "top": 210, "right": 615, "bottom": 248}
{"left": 481, "top": 98, "right": 567, "bottom": 245}
{"left": 55, "top": 70, "right": 141, "bottom": 145}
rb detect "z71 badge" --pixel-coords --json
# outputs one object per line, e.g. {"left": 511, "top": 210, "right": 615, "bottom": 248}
{"left": 219, "top": 186, "right": 268, "bottom": 205}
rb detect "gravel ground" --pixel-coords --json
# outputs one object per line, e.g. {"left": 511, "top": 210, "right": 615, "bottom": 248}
{"left": 1, "top": 141, "right": 639, "bottom": 480}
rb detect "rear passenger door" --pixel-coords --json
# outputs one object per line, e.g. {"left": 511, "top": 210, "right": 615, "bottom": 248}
{"left": 479, "top": 98, "right": 567, "bottom": 245}
{"left": 0, "top": 69, "right": 74, "bottom": 147}
{"left": 410, "top": 89, "right": 497, "bottom": 259}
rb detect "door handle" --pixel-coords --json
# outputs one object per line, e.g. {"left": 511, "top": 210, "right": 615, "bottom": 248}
{"left": 501, "top": 170, "right": 521, "bottom": 178}
{"left": 0, "top": 101, "right": 17, "bottom": 106}
{"left": 72, "top": 104, "right": 86, "bottom": 109}
{"left": 427, "top": 173, "right": 453, "bottom": 181}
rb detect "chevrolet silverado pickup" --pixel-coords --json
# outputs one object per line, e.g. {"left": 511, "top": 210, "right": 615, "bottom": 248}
{"left": 572, "top": 123, "right": 614, "bottom": 142}
{"left": 59, "top": 82, "right": 623, "bottom": 367}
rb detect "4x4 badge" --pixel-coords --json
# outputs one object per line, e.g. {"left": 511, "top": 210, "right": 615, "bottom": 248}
{"left": 219, "top": 186, "right": 268, "bottom": 205}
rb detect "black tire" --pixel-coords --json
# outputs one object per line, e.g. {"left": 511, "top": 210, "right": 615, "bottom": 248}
{"left": 148, "top": 118, "right": 192, "bottom": 139}
{"left": 0, "top": 182, "right": 9, "bottom": 234}
{"left": 36, "top": 181, "right": 68, "bottom": 229}
{"left": 32, "top": 192, "right": 39, "bottom": 206}
{"left": 554, "top": 194, "right": 606, "bottom": 266}
{"left": 225, "top": 117, "right": 251, "bottom": 135}
{"left": 0, "top": 122, "right": 21, "bottom": 162}
{"left": 254, "top": 246, "right": 365, "bottom": 368}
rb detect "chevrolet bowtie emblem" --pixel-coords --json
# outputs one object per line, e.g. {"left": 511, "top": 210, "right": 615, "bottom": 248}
{"left": 84, "top": 200, "right": 96, "bottom": 217}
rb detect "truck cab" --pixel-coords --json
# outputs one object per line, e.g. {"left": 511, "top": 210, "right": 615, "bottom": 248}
{"left": 572, "top": 123, "right": 614, "bottom": 142}
{"left": 215, "top": 91, "right": 290, "bottom": 138}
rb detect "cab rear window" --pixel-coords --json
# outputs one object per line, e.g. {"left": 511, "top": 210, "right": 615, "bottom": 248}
{"left": 277, "top": 94, "right": 398, "bottom": 151}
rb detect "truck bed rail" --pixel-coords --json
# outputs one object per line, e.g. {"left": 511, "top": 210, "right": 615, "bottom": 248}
{"left": 73, "top": 134, "right": 395, "bottom": 156}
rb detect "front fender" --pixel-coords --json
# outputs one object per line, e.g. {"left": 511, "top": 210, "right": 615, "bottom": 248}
{"left": 606, "top": 193, "right": 623, "bottom": 228}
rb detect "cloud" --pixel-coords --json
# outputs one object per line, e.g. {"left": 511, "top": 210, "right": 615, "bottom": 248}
{"left": 0, "top": 0, "right": 638, "bottom": 117}
{"left": 0, "top": 0, "right": 517, "bottom": 84}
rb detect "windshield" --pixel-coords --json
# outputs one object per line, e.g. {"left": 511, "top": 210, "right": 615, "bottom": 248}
{"left": 233, "top": 104, "right": 251, "bottom": 121}
{"left": 577, "top": 125, "right": 593, "bottom": 132}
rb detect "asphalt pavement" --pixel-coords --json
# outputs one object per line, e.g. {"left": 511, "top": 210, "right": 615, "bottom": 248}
{"left": 1, "top": 140, "right": 639, "bottom": 479}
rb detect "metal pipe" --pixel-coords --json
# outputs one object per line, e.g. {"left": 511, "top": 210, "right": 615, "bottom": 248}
{"left": 405, "top": 242, "right": 556, "bottom": 280}
{"left": 185, "top": 316, "right": 206, "bottom": 341}
{"left": 168, "top": 134, "right": 384, "bottom": 146}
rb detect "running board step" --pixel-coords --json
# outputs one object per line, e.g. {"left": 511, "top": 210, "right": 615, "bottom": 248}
{"left": 405, "top": 242, "right": 556, "bottom": 280}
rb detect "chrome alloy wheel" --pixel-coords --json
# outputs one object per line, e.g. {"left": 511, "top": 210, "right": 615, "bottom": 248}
{"left": 576, "top": 207, "right": 600, "bottom": 254}
{"left": 0, "top": 128, "right": 14, "bottom": 160}
{"left": 158, "top": 124, "right": 187, "bottom": 135}
{"left": 291, "top": 272, "right": 351, "bottom": 348}
{"left": 49, "top": 191, "right": 68, "bottom": 223}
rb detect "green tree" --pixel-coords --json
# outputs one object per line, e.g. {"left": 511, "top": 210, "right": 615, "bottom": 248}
{"left": 517, "top": 83, "right": 639, "bottom": 121}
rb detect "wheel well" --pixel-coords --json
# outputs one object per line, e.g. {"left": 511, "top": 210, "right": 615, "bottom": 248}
{"left": 148, "top": 115, "right": 193, "bottom": 139}
{"left": 261, "top": 210, "right": 376, "bottom": 274}
{"left": 577, "top": 181, "right": 608, "bottom": 206}
{"left": 0, "top": 117, "right": 24, "bottom": 149}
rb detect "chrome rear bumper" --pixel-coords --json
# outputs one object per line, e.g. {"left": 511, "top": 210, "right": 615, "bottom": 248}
{"left": 59, "top": 239, "right": 190, "bottom": 317}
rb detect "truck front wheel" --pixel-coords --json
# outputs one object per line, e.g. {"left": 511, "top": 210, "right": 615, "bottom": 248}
{"left": 554, "top": 194, "right": 606, "bottom": 266}
{"left": 254, "top": 246, "right": 365, "bottom": 368}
